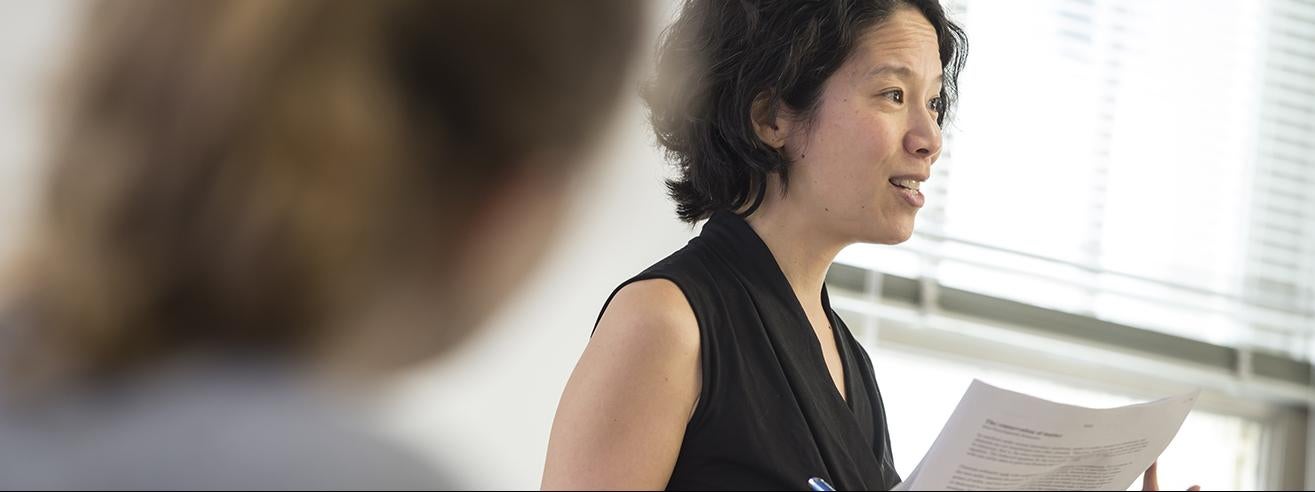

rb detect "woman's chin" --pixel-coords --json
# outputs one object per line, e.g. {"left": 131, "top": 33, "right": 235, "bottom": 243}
{"left": 861, "top": 224, "right": 914, "bottom": 245}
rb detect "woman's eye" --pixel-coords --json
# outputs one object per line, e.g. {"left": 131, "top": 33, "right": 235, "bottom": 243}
{"left": 928, "top": 96, "right": 945, "bottom": 114}
{"left": 881, "top": 89, "right": 904, "bottom": 104}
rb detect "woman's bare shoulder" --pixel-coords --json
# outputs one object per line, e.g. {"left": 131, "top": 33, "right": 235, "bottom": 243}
{"left": 596, "top": 277, "right": 699, "bottom": 347}
{"left": 542, "top": 278, "right": 702, "bottom": 489}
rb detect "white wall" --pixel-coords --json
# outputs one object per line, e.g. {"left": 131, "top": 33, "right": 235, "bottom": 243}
{"left": 0, "top": 1, "right": 80, "bottom": 264}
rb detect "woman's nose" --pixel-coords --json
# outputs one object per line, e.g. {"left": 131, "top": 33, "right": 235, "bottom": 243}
{"left": 903, "top": 108, "right": 942, "bottom": 160}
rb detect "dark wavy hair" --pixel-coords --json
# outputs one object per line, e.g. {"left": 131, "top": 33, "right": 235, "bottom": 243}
{"left": 646, "top": 0, "right": 968, "bottom": 223}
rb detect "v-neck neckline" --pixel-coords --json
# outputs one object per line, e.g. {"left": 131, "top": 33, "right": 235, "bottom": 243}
{"left": 702, "top": 211, "right": 856, "bottom": 411}
{"left": 821, "top": 286, "right": 855, "bottom": 410}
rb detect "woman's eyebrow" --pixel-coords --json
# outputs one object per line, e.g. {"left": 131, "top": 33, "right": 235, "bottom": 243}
{"left": 866, "top": 64, "right": 944, "bottom": 84}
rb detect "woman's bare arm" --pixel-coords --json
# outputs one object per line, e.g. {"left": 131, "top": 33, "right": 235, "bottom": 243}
{"left": 542, "top": 279, "right": 701, "bottom": 490}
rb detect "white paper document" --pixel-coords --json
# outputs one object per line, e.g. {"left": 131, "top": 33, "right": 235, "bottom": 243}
{"left": 893, "top": 380, "right": 1199, "bottom": 491}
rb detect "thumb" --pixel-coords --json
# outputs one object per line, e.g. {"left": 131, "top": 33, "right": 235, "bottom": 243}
{"left": 1142, "top": 461, "right": 1159, "bottom": 491}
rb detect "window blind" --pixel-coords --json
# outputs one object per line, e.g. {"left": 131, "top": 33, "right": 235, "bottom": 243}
{"left": 837, "top": 0, "right": 1315, "bottom": 361}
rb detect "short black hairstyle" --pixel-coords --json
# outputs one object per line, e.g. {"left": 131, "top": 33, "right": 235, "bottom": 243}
{"left": 645, "top": 0, "right": 968, "bottom": 223}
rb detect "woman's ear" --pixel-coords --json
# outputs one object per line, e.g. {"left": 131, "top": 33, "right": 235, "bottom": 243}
{"left": 750, "top": 93, "right": 793, "bottom": 150}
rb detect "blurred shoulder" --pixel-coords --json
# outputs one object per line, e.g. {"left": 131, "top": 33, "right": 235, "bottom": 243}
{"left": 0, "top": 360, "right": 450, "bottom": 489}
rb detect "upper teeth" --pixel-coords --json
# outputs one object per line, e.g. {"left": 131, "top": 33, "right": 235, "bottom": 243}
{"left": 892, "top": 178, "right": 921, "bottom": 191}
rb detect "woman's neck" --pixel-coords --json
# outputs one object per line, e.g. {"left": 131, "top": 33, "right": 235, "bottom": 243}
{"left": 742, "top": 187, "right": 848, "bottom": 317}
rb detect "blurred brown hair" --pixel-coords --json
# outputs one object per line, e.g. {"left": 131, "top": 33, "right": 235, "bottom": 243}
{"left": 2, "top": 0, "right": 642, "bottom": 393}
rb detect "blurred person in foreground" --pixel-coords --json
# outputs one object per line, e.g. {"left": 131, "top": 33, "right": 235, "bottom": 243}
{"left": 543, "top": 1, "right": 1198, "bottom": 490}
{"left": 0, "top": 0, "right": 642, "bottom": 488}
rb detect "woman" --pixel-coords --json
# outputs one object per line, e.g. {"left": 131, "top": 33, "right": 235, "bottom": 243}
{"left": 543, "top": 1, "right": 1195, "bottom": 490}
{"left": 0, "top": 0, "right": 641, "bottom": 488}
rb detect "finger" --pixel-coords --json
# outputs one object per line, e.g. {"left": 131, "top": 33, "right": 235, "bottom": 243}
{"left": 1142, "top": 461, "right": 1159, "bottom": 491}
{"left": 1187, "top": 486, "right": 1200, "bottom": 491}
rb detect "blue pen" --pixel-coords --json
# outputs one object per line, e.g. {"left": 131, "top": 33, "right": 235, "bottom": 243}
{"left": 807, "top": 477, "right": 836, "bottom": 491}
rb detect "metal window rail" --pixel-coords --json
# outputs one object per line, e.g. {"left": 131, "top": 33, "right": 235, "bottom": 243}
{"left": 846, "top": 229, "right": 1315, "bottom": 352}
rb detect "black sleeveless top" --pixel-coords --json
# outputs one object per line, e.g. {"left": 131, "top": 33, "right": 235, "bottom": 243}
{"left": 598, "top": 211, "right": 900, "bottom": 491}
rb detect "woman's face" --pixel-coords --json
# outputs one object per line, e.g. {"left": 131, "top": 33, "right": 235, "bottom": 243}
{"left": 778, "top": 7, "right": 943, "bottom": 245}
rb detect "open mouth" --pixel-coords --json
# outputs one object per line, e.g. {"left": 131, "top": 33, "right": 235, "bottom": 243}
{"left": 889, "top": 177, "right": 926, "bottom": 208}
{"left": 889, "top": 178, "right": 921, "bottom": 192}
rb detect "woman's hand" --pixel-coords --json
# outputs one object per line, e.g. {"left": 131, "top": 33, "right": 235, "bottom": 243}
{"left": 1141, "top": 461, "right": 1201, "bottom": 491}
